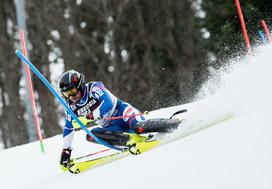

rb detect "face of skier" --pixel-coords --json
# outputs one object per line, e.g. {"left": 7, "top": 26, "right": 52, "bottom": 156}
{"left": 69, "top": 90, "right": 82, "bottom": 103}
{"left": 61, "top": 86, "right": 83, "bottom": 103}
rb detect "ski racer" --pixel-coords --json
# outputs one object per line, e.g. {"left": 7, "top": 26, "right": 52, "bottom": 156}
{"left": 59, "top": 70, "right": 149, "bottom": 170}
{"left": 59, "top": 70, "right": 181, "bottom": 171}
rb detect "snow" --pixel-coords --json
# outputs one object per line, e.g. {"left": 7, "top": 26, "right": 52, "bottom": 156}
{"left": 1, "top": 45, "right": 272, "bottom": 189}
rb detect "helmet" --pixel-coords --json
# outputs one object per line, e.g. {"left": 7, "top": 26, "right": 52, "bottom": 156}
{"left": 59, "top": 70, "right": 85, "bottom": 98}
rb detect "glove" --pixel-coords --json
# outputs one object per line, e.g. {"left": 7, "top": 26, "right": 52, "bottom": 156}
{"left": 86, "top": 113, "right": 94, "bottom": 120}
{"left": 86, "top": 112, "right": 102, "bottom": 121}
{"left": 60, "top": 147, "right": 72, "bottom": 171}
{"left": 72, "top": 113, "right": 94, "bottom": 129}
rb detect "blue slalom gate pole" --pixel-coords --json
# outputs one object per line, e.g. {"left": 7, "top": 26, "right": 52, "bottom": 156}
{"left": 258, "top": 30, "right": 269, "bottom": 45}
{"left": 15, "top": 50, "right": 123, "bottom": 151}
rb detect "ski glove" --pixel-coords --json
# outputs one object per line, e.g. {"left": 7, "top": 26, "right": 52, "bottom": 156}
{"left": 72, "top": 114, "right": 95, "bottom": 129}
{"left": 60, "top": 147, "right": 72, "bottom": 171}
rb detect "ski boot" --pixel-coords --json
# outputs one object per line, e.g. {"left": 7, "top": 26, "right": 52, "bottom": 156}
{"left": 125, "top": 133, "right": 161, "bottom": 155}
{"left": 125, "top": 133, "right": 150, "bottom": 155}
{"left": 134, "top": 118, "right": 182, "bottom": 134}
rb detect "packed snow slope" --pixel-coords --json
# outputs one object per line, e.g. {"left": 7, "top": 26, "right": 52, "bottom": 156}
{"left": 1, "top": 45, "right": 272, "bottom": 189}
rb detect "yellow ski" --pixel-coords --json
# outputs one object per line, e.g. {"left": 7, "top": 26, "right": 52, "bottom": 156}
{"left": 68, "top": 140, "right": 160, "bottom": 174}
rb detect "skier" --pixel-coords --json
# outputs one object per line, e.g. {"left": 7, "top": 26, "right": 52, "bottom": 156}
{"left": 59, "top": 70, "right": 148, "bottom": 170}
{"left": 59, "top": 70, "right": 181, "bottom": 170}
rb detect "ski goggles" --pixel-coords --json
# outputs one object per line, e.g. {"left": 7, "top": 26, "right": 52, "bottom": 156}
{"left": 61, "top": 87, "right": 79, "bottom": 98}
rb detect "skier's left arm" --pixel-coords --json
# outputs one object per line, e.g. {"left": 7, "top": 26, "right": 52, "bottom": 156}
{"left": 63, "top": 110, "right": 75, "bottom": 148}
{"left": 60, "top": 110, "right": 74, "bottom": 171}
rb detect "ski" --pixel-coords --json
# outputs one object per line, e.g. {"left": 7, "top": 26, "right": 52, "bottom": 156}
{"left": 68, "top": 140, "right": 160, "bottom": 174}
{"left": 68, "top": 150, "right": 130, "bottom": 174}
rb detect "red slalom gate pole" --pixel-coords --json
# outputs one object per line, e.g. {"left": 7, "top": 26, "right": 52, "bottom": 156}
{"left": 19, "top": 29, "right": 45, "bottom": 153}
{"left": 235, "top": 0, "right": 252, "bottom": 55}
{"left": 261, "top": 19, "right": 272, "bottom": 44}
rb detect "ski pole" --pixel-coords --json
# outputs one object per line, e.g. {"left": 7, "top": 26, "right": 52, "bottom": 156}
{"left": 104, "top": 111, "right": 148, "bottom": 121}
{"left": 75, "top": 148, "right": 112, "bottom": 161}
{"left": 170, "top": 109, "right": 187, "bottom": 119}
{"left": 100, "top": 109, "right": 186, "bottom": 121}
{"left": 15, "top": 50, "right": 124, "bottom": 151}
{"left": 82, "top": 111, "right": 148, "bottom": 123}
{"left": 74, "top": 111, "right": 149, "bottom": 131}
{"left": 84, "top": 109, "right": 185, "bottom": 124}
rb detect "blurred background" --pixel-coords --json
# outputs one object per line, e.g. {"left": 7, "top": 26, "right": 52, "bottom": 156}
{"left": 0, "top": 0, "right": 271, "bottom": 149}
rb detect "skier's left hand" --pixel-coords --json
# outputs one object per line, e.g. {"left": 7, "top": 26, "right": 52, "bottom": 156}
{"left": 86, "top": 112, "right": 94, "bottom": 120}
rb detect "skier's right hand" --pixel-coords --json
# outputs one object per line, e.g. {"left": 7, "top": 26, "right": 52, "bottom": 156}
{"left": 72, "top": 115, "right": 94, "bottom": 129}
{"left": 60, "top": 147, "right": 72, "bottom": 171}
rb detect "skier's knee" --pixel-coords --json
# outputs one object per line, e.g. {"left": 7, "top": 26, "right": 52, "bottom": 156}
{"left": 134, "top": 122, "right": 145, "bottom": 134}
{"left": 86, "top": 134, "right": 97, "bottom": 143}
{"left": 85, "top": 129, "right": 105, "bottom": 143}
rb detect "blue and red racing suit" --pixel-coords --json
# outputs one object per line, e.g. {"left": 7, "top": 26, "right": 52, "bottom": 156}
{"left": 62, "top": 81, "right": 145, "bottom": 148}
